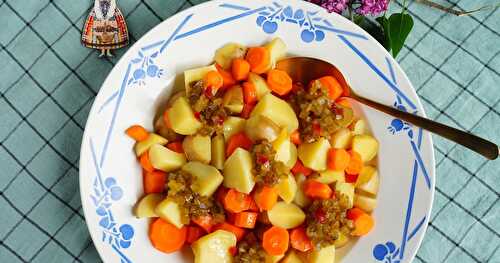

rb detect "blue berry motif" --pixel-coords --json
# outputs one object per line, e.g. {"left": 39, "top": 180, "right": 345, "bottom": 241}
{"left": 373, "top": 241, "right": 400, "bottom": 262}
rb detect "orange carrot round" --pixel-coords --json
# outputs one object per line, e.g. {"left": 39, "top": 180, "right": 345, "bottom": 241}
{"left": 240, "top": 102, "right": 255, "bottom": 119}
{"left": 245, "top": 47, "right": 271, "bottom": 74}
{"left": 253, "top": 186, "right": 278, "bottom": 211}
{"left": 303, "top": 180, "right": 332, "bottom": 200}
{"left": 262, "top": 226, "right": 289, "bottom": 255}
{"left": 345, "top": 150, "right": 362, "bottom": 175}
{"left": 290, "top": 227, "right": 313, "bottom": 252}
{"left": 290, "top": 130, "right": 302, "bottom": 145}
{"left": 318, "top": 76, "right": 343, "bottom": 100}
{"left": 346, "top": 207, "right": 365, "bottom": 220}
{"left": 203, "top": 70, "right": 223, "bottom": 91}
{"left": 327, "top": 148, "right": 351, "bottom": 171}
{"left": 216, "top": 64, "right": 236, "bottom": 89}
{"left": 291, "top": 160, "right": 312, "bottom": 176}
{"left": 126, "top": 125, "right": 149, "bottom": 141}
{"left": 144, "top": 170, "right": 166, "bottom": 194}
{"left": 226, "top": 132, "right": 253, "bottom": 157}
{"left": 139, "top": 151, "right": 154, "bottom": 173}
{"left": 267, "top": 69, "right": 292, "bottom": 96}
{"left": 192, "top": 215, "right": 216, "bottom": 233}
{"left": 167, "top": 141, "right": 184, "bottom": 154}
{"left": 223, "top": 188, "right": 252, "bottom": 213}
{"left": 213, "top": 222, "right": 246, "bottom": 241}
{"left": 234, "top": 212, "right": 258, "bottom": 229}
{"left": 242, "top": 82, "right": 257, "bottom": 104}
{"left": 351, "top": 214, "right": 374, "bottom": 236}
{"left": 232, "top": 58, "right": 251, "bottom": 81}
{"left": 336, "top": 97, "right": 351, "bottom": 108}
{"left": 186, "top": 226, "right": 204, "bottom": 244}
{"left": 149, "top": 218, "right": 187, "bottom": 253}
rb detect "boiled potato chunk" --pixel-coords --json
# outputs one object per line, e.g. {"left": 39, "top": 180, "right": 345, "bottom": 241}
{"left": 223, "top": 117, "right": 246, "bottom": 141}
{"left": 211, "top": 134, "right": 225, "bottom": 170}
{"left": 330, "top": 128, "right": 352, "bottom": 149}
{"left": 335, "top": 182, "right": 355, "bottom": 208}
{"left": 316, "top": 170, "right": 345, "bottom": 184}
{"left": 356, "top": 166, "right": 379, "bottom": 195}
{"left": 134, "top": 133, "right": 168, "bottom": 156}
{"left": 214, "top": 43, "right": 247, "bottom": 69}
{"left": 248, "top": 72, "right": 270, "bottom": 99}
{"left": 352, "top": 119, "right": 367, "bottom": 135}
{"left": 273, "top": 129, "right": 297, "bottom": 169}
{"left": 282, "top": 251, "right": 304, "bottom": 263}
{"left": 306, "top": 244, "right": 335, "bottom": 263}
{"left": 149, "top": 144, "right": 186, "bottom": 172}
{"left": 351, "top": 134, "right": 379, "bottom": 162}
{"left": 182, "top": 162, "right": 223, "bottom": 197}
{"left": 277, "top": 174, "right": 297, "bottom": 203}
{"left": 334, "top": 232, "right": 350, "bottom": 248}
{"left": 245, "top": 115, "right": 280, "bottom": 142}
{"left": 265, "top": 37, "right": 287, "bottom": 67}
{"left": 168, "top": 96, "right": 202, "bottom": 135}
{"left": 297, "top": 138, "right": 331, "bottom": 171}
{"left": 133, "top": 193, "right": 164, "bottom": 218}
{"left": 354, "top": 195, "right": 377, "bottom": 212}
{"left": 251, "top": 94, "right": 298, "bottom": 133}
{"left": 265, "top": 254, "right": 285, "bottom": 263}
{"left": 184, "top": 64, "right": 217, "bottom": 93}
{"left": 223, "top": 148, "right": 255, "bottom": 194}
{"left": 192, "top": 230, "right": 237, "bottom": 263}
{"left": 183, "top": 135, "right": 211, "bottom": 164}
{"left": 268, "top": 202, "right": 305, "bottom": 229}
{"left": 155, "top": 198, "right": 185, "bottom": 228}
{"left": 223, "top": 86, "right": 244, "bottom": 114}
{"left": 293, "top": 174, "right": 311, "bottom": 207}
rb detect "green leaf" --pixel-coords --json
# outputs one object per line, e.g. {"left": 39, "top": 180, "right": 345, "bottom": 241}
{"left": 388, "top": 13, "right": 413, "bottom": 58}
{"left": 375, "top": 16, "right": 391, "bottom": 52}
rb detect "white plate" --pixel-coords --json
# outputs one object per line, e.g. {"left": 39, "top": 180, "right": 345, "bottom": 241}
{"left": 79, "top": 1, "right": 435, "bottom": 262}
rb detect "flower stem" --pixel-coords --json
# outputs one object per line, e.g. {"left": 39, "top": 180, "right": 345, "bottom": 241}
{"left": 415, "top": 0, "right": 500, "bottom": 16}
{"left": 349, "top": 5, "right": 354, "bottom": 21}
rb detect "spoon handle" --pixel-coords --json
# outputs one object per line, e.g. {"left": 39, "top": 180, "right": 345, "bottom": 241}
{"left": 351, "top": 92, "right": 499, "bottom": 160}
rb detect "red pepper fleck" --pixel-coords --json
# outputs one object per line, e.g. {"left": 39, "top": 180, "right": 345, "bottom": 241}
{"left": 194, "top": 111, "right": 201, "bottom": 120}
{"left": 345, "top": 173, "right": 358, "bottom": 183}
{"left": 214, "top": 116, "right": 225, "bottom": 125}
{"left": 256, "top": 154, "right": 269, "bottom": 165}
{"left": 228, "top": 246, "right": 237, "bottom": 256}
{"left": 313, "top": 122, "right": 322, "bottom": 136}
{"left": 204, "top": 86, "right": 214, "bottom": 98}
{"left": 314, "top": 208, "right": 327, "bottom": 223}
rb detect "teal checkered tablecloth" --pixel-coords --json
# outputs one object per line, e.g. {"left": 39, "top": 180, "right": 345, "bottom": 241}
{"left": 0, "top": 0, "right": 499, "bottom": 262}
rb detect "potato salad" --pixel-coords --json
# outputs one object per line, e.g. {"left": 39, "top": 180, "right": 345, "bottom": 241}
{"left": 126, "top": 38, "right": 380, "bottom": 263}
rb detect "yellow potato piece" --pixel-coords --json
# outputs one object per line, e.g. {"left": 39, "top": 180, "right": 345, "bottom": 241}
{"left": 134, "top": 133, "right": 168, "bottom": 156}
{"left": 306, "top": 244, "right": 335, "bottom": 263}
{"left": 184, "top": 64, "right": 217, "bottom": 93}
{"left": 268, "top": 201, "right": 306, "bottom": 229}
{"left": 356, "top": 166, "right": 379, "bottom": 196}
{"left": 265, "top": 254, "right": 285, "bottom": 263}
{"left": 282, "top": 250, "right": 304, "bottom": 263}
{"left": 316, "top": 170, "right": 345, "bottom": 184}
{"left": 214, "top": 42, "right": 247, "bottom": 69}
{"left": 354, "top": 194, "right": 377, "bottom": 212}
{"left": 334, "top": 232, "right": 350, "bottom": 248}
{"left": 192, "top": 230, "right": 237, "bottom": 263}
{"left": 273, "top": 129, "right": 297, "bottom": 169}
{"left": 168, "top": 96, "right": 202, "bottom": 135}
{"left": 330, "top": 128, "right": 352, "bottom": 149}
{"left": 335, "top": 182, "right": 355, "bottom": 208}
{"left": 251, "top": 94, "right": 298, "bottom": 133}
{"left": 133, "top": 193, "right": 164, "bottom": 218}
{"left": 356, "top": 165, "right": 377, "bottom": 187}
{"left": 222, "top": 85, "right": 244, "bottom": 114}
{"left": 223, "top": 148, "right": 255, "bottom": 194}
{"left": 211, "top": 134, "right": 225, "bottom": 170}
{"left": 182, "top": 162, "right": 223, "bottom": 197}
{"left": 154, "top": 198, "right": 185, "bottom": 228}
{"left": 183, "top": 135, "right": 211, "bottom": 164}
{"left": 351, "top": 134, "right": 379, "bottom": 162}
{"left": 245, "top": 115, "right": 280, "bottom": 142}
{"left": 149, "top": 144, "right": 186, "bottom": 172}
{"left": 223, "top": 116, "right": 246, "bottom": 141}
{"left": 293, "top": 174, "right": 311, "bottom": 207}
{"left": 297, "top": 138, "right": 331, "bottom": 171}
{"left": 351, "top": 119, "right": 367, "bottom": 135}
{"left": 277, "top": 173, "right": 297, "bottom": 203}
{"left": 248, "top": 72, "right": 270, "bottom": 99}
{"left": 264, "top": 37, "right": 287, "bottom": 67}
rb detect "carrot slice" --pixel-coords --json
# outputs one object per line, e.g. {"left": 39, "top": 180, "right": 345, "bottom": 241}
{"left": 216, "top": 186, "right": 229, "bottom": 204}
{"left": 245, "top": 47, "right": 271, "bottom": 74}
{"left": 291, "top": 160, "right": 312, "bottom": 176}
{"left": 213, "top": 222, "right": 246, "bottom": 241}
{"left": 203, "top": 70, "right": 223, "bottom": 91}
{"left": 346, "top": 207, "right": 365, "bottom": 220}
{"left": 254, "top": 186, "right": 278, "bottom": 211}
{"left": 327, "top": 148, "right": 351, "bottom": 171}
{"left": 226, "top": 132, "right": 253, "bottom": 157}
{"left": 242, "top": 81, "right": 257, "bottom": 104}
{"left": 125, "top": 125, "right": 149, "bottom": 141}
{"left": 192, "top": 215, "right": 216, "bottom": 233}
{"left": 267, "top": 69, "right": 293, "bottom": 96}
{"left": 223, "top": 188, "right": 252, "bottom": 213}
{"left": 290, "top": 130, "right": 301, "bottom": 145}
{"left": 139, "top": 151, "right": 154, "bottom": 173}
{"left": 303, "top": 180, "right": 332, "bottom": 200}
{"left": 262, "top": 226, "right": 289, "bottom": 256}
{"left": 163, "top": 109, "right": 172, "bottom": 129}
{"left": 240, "top": 102, "right": 255, "bottom": 119}
{"left": 149, "top": 218, "right": 187, "bottom": 253}
{"left": 290, "top": 227, "right": 313, "bottom": 252}
{"left": 232, "top": 58, "right": 251, "bottom": 81}
{"left": 345, "top": 150, "right": 362, "bottom": 175}
{"left": 186, "top": 226, "right": 204, "bottom": 244}
{"left": 216, "top": 64, "right": 236, "bottom": 89}
{"left": 144, "top": 170, "right": 166, "bottom": 194}
{"left": 318, "top": 76, "right": 343, "bottom": 101}
{"left": 336, "top": 97, "right": 351, "bottom": 108}
{"left": 234, "top": 212, "right": 258, "bottom": 229}
{"left": 166, "top": 141, "right": 184, "bottom": 154}
{"left": 248, "top": 197, "right": 259, "bottom": 212}
{"left": 351, "top": 214, "right": 374, "bottom": 236}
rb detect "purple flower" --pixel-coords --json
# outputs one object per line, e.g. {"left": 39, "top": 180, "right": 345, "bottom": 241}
{"left": 356, "top": 0, "right": 389, "bottom": 16}
{"left": 309, "top": 0, "right": 350, "bottom": 14}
